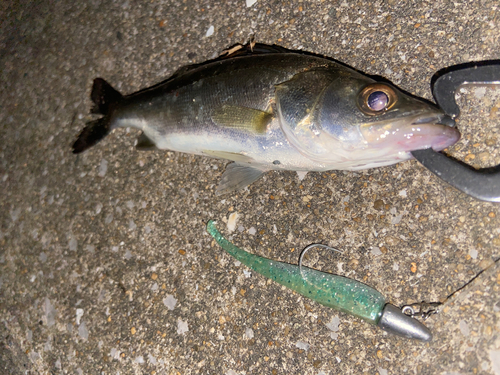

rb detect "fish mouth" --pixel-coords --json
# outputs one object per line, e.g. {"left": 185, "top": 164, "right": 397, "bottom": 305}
{"left": 412, "top": 114, "right": 455, "bottom": 127}
{"left": 361, "top": 113, "right": 461, "bottom": 154}
{"left": 407, "top": 114, "right": 460, "bottom": 152}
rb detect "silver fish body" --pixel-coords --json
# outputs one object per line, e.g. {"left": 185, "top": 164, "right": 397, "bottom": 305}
{"left": 73, "top": 45, "right": 460, "bottom": 193}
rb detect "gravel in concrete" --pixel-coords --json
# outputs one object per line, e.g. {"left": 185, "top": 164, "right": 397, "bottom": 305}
{"left": 1, "top": 0, "right": 499, "bottom": 374}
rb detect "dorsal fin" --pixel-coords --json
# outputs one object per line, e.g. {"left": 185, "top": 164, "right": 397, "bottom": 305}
{"left": 169, "top": 43, "right": 292, "bottom": 80}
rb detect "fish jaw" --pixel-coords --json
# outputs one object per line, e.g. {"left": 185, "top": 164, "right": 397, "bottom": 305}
{"left": 360, "top": 115, "right": 461, "bottom": 156}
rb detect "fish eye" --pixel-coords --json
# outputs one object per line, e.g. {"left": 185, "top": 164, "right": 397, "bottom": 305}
{"left": 367, "top": 91, "right": 389, "bottom": 111}
{"left": 358, "top": 84, "right": 398, "bottom": 116}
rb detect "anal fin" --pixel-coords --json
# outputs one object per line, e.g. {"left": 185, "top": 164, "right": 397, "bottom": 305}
{"left": 135, "top": 132, "right": 158, "bottom": 151}
{"left": 217, "top": 163, "right": 266, "bottom": 195}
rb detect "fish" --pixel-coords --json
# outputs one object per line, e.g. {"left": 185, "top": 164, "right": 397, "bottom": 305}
{"left": 73, "top": 43, "right": 460, "bottom": 194}
{"left": 206, "top": 220, "right": 432, "bottom": 341}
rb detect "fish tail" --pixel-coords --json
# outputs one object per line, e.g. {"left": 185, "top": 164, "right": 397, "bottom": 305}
{"left": 72, "top": 78, "right": 123, "bottom": 154}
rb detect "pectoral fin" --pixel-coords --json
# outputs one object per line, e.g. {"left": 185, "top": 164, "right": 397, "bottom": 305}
{"left": 135, "top": 132, "right": 157, "bottom": 151}
{"left": 217, "top": 163, "right": 266, "bottom": 195}
{"left": 212, "top": 106, "right": 272, "bottom": 134}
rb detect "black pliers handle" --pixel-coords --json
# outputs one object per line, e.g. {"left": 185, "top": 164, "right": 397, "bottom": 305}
{"left": 411, "top": 62, "right": 500, "bottom": 202}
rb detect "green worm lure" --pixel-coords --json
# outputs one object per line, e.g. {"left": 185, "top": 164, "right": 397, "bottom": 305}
{"left": 207, "top": 220, "right": 432, "bottom": 341}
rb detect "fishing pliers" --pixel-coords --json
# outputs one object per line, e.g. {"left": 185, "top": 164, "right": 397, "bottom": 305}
{"left": 411, "top": 62, "right": 500, "bottom": 202}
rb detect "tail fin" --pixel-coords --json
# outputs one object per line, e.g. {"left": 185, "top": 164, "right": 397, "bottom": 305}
{"left": 72, "top": 78, "right": 123, "bottom": 154}
{"left": 90, "top": 78, "right": 123, "bottom": 115}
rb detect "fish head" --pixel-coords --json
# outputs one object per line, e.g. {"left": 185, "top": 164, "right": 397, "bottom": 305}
{"left": 354, "top": 82, "right": 460, "bottom": 154}
{"left": 277, "top": 71, "right": 460, "bottom": 169}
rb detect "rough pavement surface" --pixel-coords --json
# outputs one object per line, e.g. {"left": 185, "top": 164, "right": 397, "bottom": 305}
{"left": 1, "top": 1, "right": 499, "bottom": 374}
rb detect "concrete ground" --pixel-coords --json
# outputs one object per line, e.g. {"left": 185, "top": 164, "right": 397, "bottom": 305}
{"left": 1, "top": 0, "right": 499, "bottom": 374}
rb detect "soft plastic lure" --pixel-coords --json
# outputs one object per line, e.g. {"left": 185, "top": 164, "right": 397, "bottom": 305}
{"left": 207, "top": 220, "right": 432, "bottom": 341}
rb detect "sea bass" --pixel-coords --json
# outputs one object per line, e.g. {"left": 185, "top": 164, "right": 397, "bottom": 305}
{"left": 73, "top": 44, "right": 460, "bottom": 194}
